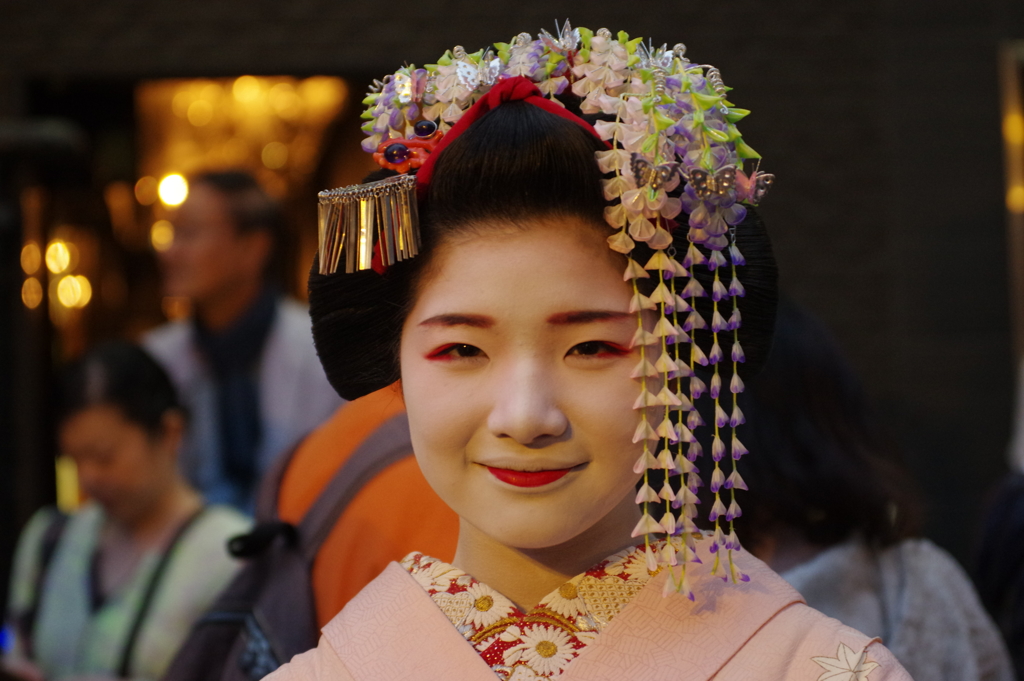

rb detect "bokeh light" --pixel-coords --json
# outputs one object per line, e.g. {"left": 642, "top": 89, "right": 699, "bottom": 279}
{"left": 55, "top": 456, "right": 81, "bottom": 513}
{"left": 187, "top": 99, "right": 214, "bottom": 126}
{"left": 233, "top": 75, "right": 262, "bottom": 102}
{"left": 21, "top": 278, "right": 43, "bottom": 309}
{"left": 158, "top": 174, "right": 189, "bottom": 206}
{"left": 20, "top": 242, "right": 41, "bottom": 274}
{"left": 56, "top": 275, "right": 92, "bottom": 308}
{"left": 151, "top": 220, "right": 175, "bottom": 251}
{"left": 135, "top": 176, "right": 159, "bottom": 205}
{"left": 45, "top": 240, "right": 71, "bottom": 274}
{"left": 1005, "top": 112, "right": 1024, "bottom": 146}
{"left": 1009, "top": 185, "right": 1024, "bottom": 214}
{"left": 261, "top": 141, "right": 288, "bottom": 169}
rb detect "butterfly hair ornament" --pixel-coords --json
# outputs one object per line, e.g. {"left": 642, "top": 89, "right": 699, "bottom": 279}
{"left": 317, "top": 20, "right": 775, "bottom": 597}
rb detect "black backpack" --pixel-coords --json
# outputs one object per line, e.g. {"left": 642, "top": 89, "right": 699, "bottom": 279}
{"left": 161, "top": 412, "right": 412, "bottom": 681}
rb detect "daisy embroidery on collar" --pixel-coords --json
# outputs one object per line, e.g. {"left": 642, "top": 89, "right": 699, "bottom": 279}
{"left": 465, "top": 583, "right": 518, "bottom": 629}
{"left": 401, "top": 542, "right": 663, "bottom": 679}
{"left": 502, "top": 625, "right": 575, "bottom": 675}
{"left": 811, "top": 643, "right": 880, "bottom": 681}
{"left": 539, "top": 578, "right": 586, "bottom": 619}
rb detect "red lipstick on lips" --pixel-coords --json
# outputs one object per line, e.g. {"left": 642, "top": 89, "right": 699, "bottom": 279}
{"left": 486, "top": 466, "right": 572, "bottom": 487}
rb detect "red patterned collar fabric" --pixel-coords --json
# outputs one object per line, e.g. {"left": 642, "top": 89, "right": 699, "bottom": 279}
{"left": 400, "top": 542, "right": 662, "bottom": 679}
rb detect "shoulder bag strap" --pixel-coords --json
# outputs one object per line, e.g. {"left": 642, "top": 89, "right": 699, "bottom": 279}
{"left": 117, "top": 506, "right": 208, "bottom": 678}
{"left": 297, "top": 412, "right": 412, "bottom": 563}
{"left": 253, "top": 439, "right": 303, "bottom": 523}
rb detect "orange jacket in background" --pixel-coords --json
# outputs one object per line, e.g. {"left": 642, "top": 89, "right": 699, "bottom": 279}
{"left": 276, "top": 384, "right": 459, "bottom": 626}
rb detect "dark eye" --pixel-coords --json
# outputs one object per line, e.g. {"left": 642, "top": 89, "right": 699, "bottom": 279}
{"left": 427, "top": 343, "right": 484, "bottom": 360}
{"left": 449, "top": 344, "right": 482, "bottom": 358}
{"left": 567, "top": 341, "right": 630, "bottom": 358}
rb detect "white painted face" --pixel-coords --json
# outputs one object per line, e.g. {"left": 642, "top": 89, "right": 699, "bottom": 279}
{"left": 400, "top": 216, "right": 644, "bottom": 550}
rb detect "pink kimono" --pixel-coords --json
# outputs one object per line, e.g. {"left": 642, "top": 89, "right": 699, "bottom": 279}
{"left": 265, "top": 540, "right": 912, "bottom": 680}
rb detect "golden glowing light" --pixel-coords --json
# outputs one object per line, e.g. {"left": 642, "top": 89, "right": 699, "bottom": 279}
{"left": 269, "top": 82, "right": 302, "bottom": 119}
{"left": 55, "top": 456, "right": 81, "bottom": 513}
{"left": 222, "top": 138, "right": 248, "bottom": 164}
{"left": 187, "top": 99, "right": 214, "bottom": 126}
{"left": 21, "top": 277, "right": 43, "bottom": 309}
{"left": 261, "top": 141, "right": 288, "bottom": 169}
{"left": 20, "top": 242, "right": 41, "bottom": 274}
{"left": 233, "top": 75, "right": 262, "bottom": 102}
{"left": 299, "top": 77, "right": 345, "bottom": 114}
{"left": 1009, "top": 185, "right": 1024, "bottom": 214}
{"left": 200, "top": 82, "right": 223, "bottom": 102}
{"left": 1005, "top": 112, "right": 1024, "bottom": 146}
{"left": 158, "top": 174, "right": 189, "bottom": 206}
{"left": 56, "top": 275, "right": 92, "bottom": 308}
{"left": 45, "top": 240, "right": 71, "bottom": 274}
{"left": 172, "top": 90, "right": 194, "bottom": 118}
{"left": 137, "top": 75, "right": 347, "bottom": 215}
{"left": 151, "top": 220, "right": 175, "bottom": 251}
{"left": 135, "top": 176, "right": 159, "bottom": 205}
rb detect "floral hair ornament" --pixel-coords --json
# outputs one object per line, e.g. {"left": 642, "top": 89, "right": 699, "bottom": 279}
{"left": 316, "top": 21, "right": 775, "bottom": 597}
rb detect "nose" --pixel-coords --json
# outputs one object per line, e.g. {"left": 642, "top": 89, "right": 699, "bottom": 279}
{"left": 487, "top": 358, "right": 568, "bottom": 446}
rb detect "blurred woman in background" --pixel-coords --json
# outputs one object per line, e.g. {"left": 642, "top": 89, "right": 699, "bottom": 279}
{"left": 3, "top": 341, "right": 249, "bottom": 681}
{"left": 735, "top": 298, "right": 1013, "bottom": 681}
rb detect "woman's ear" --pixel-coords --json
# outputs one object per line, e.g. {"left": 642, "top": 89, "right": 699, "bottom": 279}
{"left": 156, "top": 409, "right": 186, "bottom": 462}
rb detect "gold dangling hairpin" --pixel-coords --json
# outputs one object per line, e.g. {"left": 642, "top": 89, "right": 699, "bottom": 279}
{"left": 317, "top": 173, "right": 420, "bottom": 275}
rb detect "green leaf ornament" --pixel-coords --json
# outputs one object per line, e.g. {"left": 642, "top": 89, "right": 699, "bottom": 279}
{"left": 654, "top": 110, "right": 676, "bottom": 131}
{"left": 692, "top": 92, "right": 723, "bottom": 110}
{"left": 724, "top": 108, "right": 750, "bottom": 123}
{"left": 735, "top": 140, "right": 762, "bottom": 159}
{"left": 704, "top": 125, "right": 731, "bottom": 143}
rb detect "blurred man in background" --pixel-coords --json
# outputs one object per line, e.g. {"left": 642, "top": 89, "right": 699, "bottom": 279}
{"left": 144, "top": 171, "right": 341, "bottom": 511}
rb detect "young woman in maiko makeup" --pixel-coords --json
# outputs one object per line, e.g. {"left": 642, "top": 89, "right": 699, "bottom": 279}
{"left": 271, "top": 26, "right": 913, "bottom": 680}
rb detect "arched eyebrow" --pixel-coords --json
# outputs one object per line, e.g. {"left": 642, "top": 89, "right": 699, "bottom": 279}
{"left": 419, "top": 313, "right": 495, "bottom": 328}
{"left": 546, "top": 310, "right": 632, "bottom": 325}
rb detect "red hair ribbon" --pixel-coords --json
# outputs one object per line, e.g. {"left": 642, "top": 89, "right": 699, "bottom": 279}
{"left": 415, "top": 75, "right": 610, "bottom": 195}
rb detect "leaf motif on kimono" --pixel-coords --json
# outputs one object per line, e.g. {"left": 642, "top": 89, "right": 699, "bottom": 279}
{"left": 811, "top": 643, "right": 880, "bottom": 681}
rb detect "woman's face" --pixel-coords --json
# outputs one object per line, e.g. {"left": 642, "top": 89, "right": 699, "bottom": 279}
{"left": 59, "top": 404, "right": 181, "bottom": 527}
{"left": 400, "top": 216, "right": 644, "bottom": 550}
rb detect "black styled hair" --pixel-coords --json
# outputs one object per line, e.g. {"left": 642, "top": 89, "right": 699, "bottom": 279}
{"left": 731, "top": 298, "right": 921, "bottom": 549}
{"left": 58, "top": 341, "right": 183, "bottom": 436}
{"left": 310, "top": 101, "right": 778, "bottom": 400}
{"left": 192, "top": 170, "right": 285, "bottom": 243}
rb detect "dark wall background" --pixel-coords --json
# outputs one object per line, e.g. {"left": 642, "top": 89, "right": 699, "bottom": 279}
{"left": 1, "top": 0, "right": 1023, "bottom": 566}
